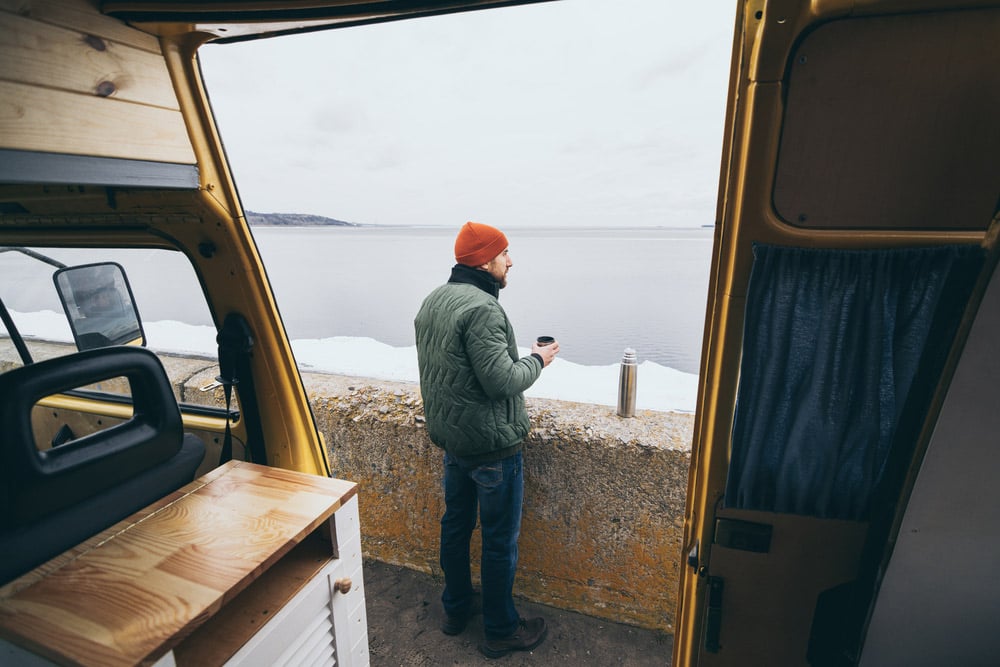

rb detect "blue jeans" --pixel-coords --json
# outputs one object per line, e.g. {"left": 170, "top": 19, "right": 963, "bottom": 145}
{"left": 440, "top": 451, "right": 523, "bottom": 639}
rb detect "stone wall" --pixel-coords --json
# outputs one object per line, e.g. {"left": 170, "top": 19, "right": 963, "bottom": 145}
{"left": 305, "top": 373, "right": 693, "bottom": 633}
{"left": 0, "top": 341, "right": 693, "bottom": 632}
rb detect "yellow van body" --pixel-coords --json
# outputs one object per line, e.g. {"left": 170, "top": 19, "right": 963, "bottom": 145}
{"left": 2, "top": 1, "right": 999, "bottom": 665}
{"left": 673, "top": 1, "right": 1000, "bottom": 665}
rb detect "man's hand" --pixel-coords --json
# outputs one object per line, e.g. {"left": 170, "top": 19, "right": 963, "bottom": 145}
{"left": 531, "top": 339, "right": 560, "bottom": 368}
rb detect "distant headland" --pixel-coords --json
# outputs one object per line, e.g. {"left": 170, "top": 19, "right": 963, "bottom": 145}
{"left": 246, "top": 211, "right": 360, "bottom": 227}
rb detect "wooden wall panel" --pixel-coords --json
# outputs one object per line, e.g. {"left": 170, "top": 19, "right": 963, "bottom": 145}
{"left": 0, "top": 11, "right": 179, "bottom": 108}
{"left": 0, "top": 80, "right": 195, "bottom": 163}
{"left": 0, "top": 1, "right": 194, "bottom": 165}
{"left": 0, "top": 0, "right": 159, "bottom": 52}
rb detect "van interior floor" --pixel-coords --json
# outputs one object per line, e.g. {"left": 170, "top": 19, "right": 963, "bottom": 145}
{"left": 363, "top": 559, "right": 673, "bottom": 665}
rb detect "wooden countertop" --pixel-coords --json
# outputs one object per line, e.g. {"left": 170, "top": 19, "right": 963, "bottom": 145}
{"left": 0, "top": 461, "right": 358, "bottom": 667}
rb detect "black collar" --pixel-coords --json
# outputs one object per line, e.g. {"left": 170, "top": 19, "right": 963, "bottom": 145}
{"left": 448, "top": 264, "right": 500, "bottom": 299}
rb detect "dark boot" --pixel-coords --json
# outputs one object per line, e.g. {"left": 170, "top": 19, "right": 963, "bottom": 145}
{"left": 441, "top": 613, "right": 469, "bottom": 635}
{"left": 479, "top": 617, "right": 548, "bottom": 659}
{"left": 441, "top": 591, "right": 480, "bottom": 635}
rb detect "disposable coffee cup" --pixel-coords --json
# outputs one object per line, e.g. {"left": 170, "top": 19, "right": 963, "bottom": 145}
{"left": 536, "top": 336, "right": 555, "bottom": 347}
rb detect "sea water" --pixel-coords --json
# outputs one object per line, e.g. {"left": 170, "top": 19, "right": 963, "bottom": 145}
{"left": 0, "top": 226, "right": 713, "bottom": 410}
{"left": 253, "top": 225, "right": 713, "bottom": 374}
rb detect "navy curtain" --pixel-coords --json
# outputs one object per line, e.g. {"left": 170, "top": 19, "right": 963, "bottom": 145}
{"left": 725, "top": 244, "right": 982, "bottom": 520}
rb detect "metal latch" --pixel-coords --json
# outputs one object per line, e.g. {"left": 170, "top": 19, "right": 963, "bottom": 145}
{"left": 687, "top": 540, "right": 700, "bottom": 571}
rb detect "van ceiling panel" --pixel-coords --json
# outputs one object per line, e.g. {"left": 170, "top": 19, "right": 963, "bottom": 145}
{"left": 102, "top": 0, "right": 556, "bottom": 43}
{"left": 773, "top": 9, "right": 1000, "bottom": 230}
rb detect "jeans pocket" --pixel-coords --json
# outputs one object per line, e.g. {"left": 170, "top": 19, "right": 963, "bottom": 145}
{"left": 470, "top": 462, "right": 503, "bottom": 489}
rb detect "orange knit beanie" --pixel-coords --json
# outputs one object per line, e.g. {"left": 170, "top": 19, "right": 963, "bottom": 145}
{"left": 454, "top": 221, "right": 508, "bottom": 267}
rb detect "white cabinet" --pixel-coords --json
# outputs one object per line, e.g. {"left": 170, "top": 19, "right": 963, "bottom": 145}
{"left": 219, "top": 497, "right": 368, "bottom": 667}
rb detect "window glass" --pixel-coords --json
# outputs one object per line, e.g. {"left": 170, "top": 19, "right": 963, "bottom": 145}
{"left": 0, "top": 246, "right": 215, "bottom": 396}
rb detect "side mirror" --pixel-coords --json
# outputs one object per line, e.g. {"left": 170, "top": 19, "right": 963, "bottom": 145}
{"left": 53, "top": 263, "right": 145, "bottom": 351}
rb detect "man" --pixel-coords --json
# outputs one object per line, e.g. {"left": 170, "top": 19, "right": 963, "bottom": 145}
{"left": 414, "top": 221, "right": 559, "bottom": 659}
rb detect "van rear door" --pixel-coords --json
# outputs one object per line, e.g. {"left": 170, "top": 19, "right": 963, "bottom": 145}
{"left": 673, "top": 2, "right": 1000, "bottom": 665}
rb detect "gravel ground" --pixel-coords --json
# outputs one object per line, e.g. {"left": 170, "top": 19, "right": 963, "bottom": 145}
{"left": 363, "top": 560, "right": 674, "bottom": 666}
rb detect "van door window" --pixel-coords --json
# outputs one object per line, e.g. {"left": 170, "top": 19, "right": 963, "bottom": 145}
{"left": 0, "top": 245, "right": 215, "bottom": 398}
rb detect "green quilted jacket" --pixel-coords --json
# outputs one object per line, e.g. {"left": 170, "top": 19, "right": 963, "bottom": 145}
{"left": 414, "top": 265, "right": 543, "bottom": 463}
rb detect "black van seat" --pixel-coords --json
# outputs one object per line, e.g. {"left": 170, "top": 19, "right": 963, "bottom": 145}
{"left": 0, "top": 347, "right": 205, "bottom": 584}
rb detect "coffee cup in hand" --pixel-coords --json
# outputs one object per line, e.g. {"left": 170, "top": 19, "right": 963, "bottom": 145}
{"left": 536, "top": 336, "right": 555, "bottom": 347}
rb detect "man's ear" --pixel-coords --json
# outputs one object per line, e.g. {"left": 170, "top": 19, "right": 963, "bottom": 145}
{"left": 478, "top": 262, "right": 490, "bottom": 270}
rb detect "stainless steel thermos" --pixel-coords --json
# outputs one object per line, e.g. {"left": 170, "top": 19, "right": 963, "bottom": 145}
{"left": 617, "top": 348, "right": 637, "bottom": 418}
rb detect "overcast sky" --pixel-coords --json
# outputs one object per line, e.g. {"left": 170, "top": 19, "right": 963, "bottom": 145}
{"left": 198, "top": 0, "right": 736, "bottom": 228}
